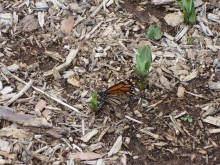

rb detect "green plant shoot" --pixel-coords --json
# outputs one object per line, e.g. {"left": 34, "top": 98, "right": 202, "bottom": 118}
{"left": 187, "top": 37, "right": 194, "bottom": 45}
{"left": 181, "top": 114, "right": 193, "bottom": 123}
{"left": 147, "top": 26, "right": 163, "bottom": 40}
{"left": 177, "top": 0, "right": 196, "bottom": 26}
{"left": 90, "top": 92, "right": 99, "bottom": 112}
{"left": 135, "top": 45, "right": 152, "bottom": 90}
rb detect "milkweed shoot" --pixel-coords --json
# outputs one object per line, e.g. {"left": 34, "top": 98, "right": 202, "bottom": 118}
{"left": 135, "top": 45, "right": 152, "bottom": 91}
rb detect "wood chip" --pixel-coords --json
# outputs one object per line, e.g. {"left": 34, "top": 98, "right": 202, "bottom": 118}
{"left": 203, "top": 116, "right": 220, "bottom": 127}
{"left": 68, "top": 152, "right": 103, "bottom": 160}
{"left": 108, "top": 135, "right": 122, "bottom": 156}
{"left": 81, "top": 129, "right": 98, "bottom": 143}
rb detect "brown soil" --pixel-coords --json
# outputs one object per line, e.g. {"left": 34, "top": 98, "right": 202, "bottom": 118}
{"left": 1, "top": 0, "right": 220, "bottom": 164}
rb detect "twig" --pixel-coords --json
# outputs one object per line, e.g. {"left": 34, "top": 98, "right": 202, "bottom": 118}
{"left": 0, "top": 64, "right": 81, "bottom": 114}
{"left": 1, "top": 71, "right": 10, "bottom": 83}
{"left": 174, "top": 111, "right": 187, "bottom": 119}
{"left": 169, "top": 115, "right": 185, "bottom": 135}
{"left": 43, "top": 47, "right": 79, "bottom": 76}
{"left": 85, "top": 21, "right": 103, "bottom": 39}
{"left": 82, "top": 119, "right": 85, "bottom": 136}
{"left": 182, "top": 126, "right": 200, "bottom": 144}
{"left": 151, "top": 0, "right": 175, "bottom": 5}
{"left": 139, "top": 129, "right": 160, "bottom": 139}
{"left": 91, "top": 0, "right": 109, "bottom": 17}
{"left": 125, "top": 115, "right": 143, "bottom": 124}
{"left": 4, "top": 79, "right": 33, "bottom": 106}
{"left": 208, "top": 129, "right": 220, "bottom": 134}
{"left": 185, "top": 90, "right": 208, "bottom": 99}
{"left": 146, "top": 100, "right": 163, "bottom": 112}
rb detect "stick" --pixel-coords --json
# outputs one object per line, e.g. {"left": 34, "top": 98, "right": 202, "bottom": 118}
{"left": 0, "top": 64, "right": 81, "bottom": 114}
{"left": 125, "top": 115, "right": 143, "bottom": 124}
{"left": 185, "top": 90, "right": 208, "bottom": 99}
{"left": 169, "top": 115, "right": 185, "bottom": 135}
{"left": 44, "top": 47, "right": 79, "bottom": 76}
{"left": 4, "top": 79, "right": 33, "bottom": 106}
{"left": 139, "top": 129, "right": 160, "bottom": 139}
{"left": 151, "top": 0, "right": 175, "bottom": 5}
{"left": 85, "top": 21, "right": 103, "bottom": 39}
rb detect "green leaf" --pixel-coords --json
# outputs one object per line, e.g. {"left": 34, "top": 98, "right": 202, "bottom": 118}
{"left": 181, "top": 115, "right": 188, "bottom": 121}
{"left": 147, "top": 26, "right": 163, "bottom": 40}
{"left": 187, "top": 37, "right": 194, "bottom": 45}
{"left": 187, "top": 116, "right": 193, "bottom": 123}
{"left": 181, "top": 114, "right": 193, "bottom": 123}
{"left": 90, "top": 92, "right": 99, "bottom": 112}
{"left": 177, "top": 0, "right": 196, "bottom": 26}
{"left": 136, "top": 45, "right": 152, "bottom": 78}
{"left": 135, "top": 45, "right": 152, "bottom": 91}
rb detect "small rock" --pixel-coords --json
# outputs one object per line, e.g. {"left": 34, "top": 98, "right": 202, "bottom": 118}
{"left": 0, "top": 3, "right": 4, "bottom": 13}
{"left": 133, "top": 156, "right": 139, "bottom": 159}
{"left": 35, "top": 1, "right": 48, "bottom": 9}
{"left": 133, "top": 25, "right": 140, "bottom": 31}
{"left": 164, "top": 12, "right": 184, "bottom": 27}
{"left": 0, "top": 81, "right": 2, "bottom": 90}
{"left": 125, "top": 137, "right": 130, "bottom": 145}
{"left": 0, "top": 52, "right": 4, "bottom": 58}
{"left": 0, "top": 86, "right": 13, "bottom": 95}
{"left": 136, "top": 134, "right": 141, "bottom": 138}
{"left": 208, "top": 81, "right": 220, "bottom": 90}
{"left": 177, "top": 86, "right": 185, "bottom": 98}
{"left": 134, "top": 110, "right": 142, "bottom": 118}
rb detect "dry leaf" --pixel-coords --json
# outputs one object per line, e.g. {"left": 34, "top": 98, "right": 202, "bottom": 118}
{"left": 7, "top": 63, "right": 20, "bottom": 72}
{"left": 67, "top": 77, "right": 80, "bottom": 87}
{"left": 52, "top": 66, "right": 61, "bottom": 80}
{"left": 17, "top": 15, "right": 39, "bottom": 32}
{"left": 35, "top": 99, "right": 47, "bottom": 117}
{"left": 45, "top": 51, "right": 64, "bottom": 62}
{"left": 60, "top": 16, "right": 75, "bottom": 34}
{"left": 160, "top": 76, "right": 171, "bottom": 90}
{"left": 180, "top": 70, "right": 198, "bottom": 82}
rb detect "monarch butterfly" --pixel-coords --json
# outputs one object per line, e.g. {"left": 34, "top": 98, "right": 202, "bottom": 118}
{"left": 98, "top": 77, "right": 139, "bottom": 108}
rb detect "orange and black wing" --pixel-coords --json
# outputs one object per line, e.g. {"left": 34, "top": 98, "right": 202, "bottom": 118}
{"left": 105, "top": 77, "right": 139, "bottom": 95}
{"left": 105, "top": 82, "right": 133, "bottom": 95}
{"left": 98, "top": 77, "right": 140, "bottom": 108}
{"left": 97, "top": 82, "right": 131, "bottom": 108}
{"left": 106, "top": 94, "right": 131, "bottom": 106}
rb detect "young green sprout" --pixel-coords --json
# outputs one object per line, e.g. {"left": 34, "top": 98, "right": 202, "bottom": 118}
{"left": 177, "top": 0, "right": 196, "bottom": 26}
{"left": 90, "top": 92, "right": 99, "bottom": 112}
{"left": 135, "top": 45, "right": 152, "bottom": 91}
{"left": 147, "top": 26, "right": 163, "bottom": 41}
{"left": 181, "top": 114, "right": 193, "bottom": 123}
{"left": 187, "top": 37, "right": 194, "bottom": 45}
